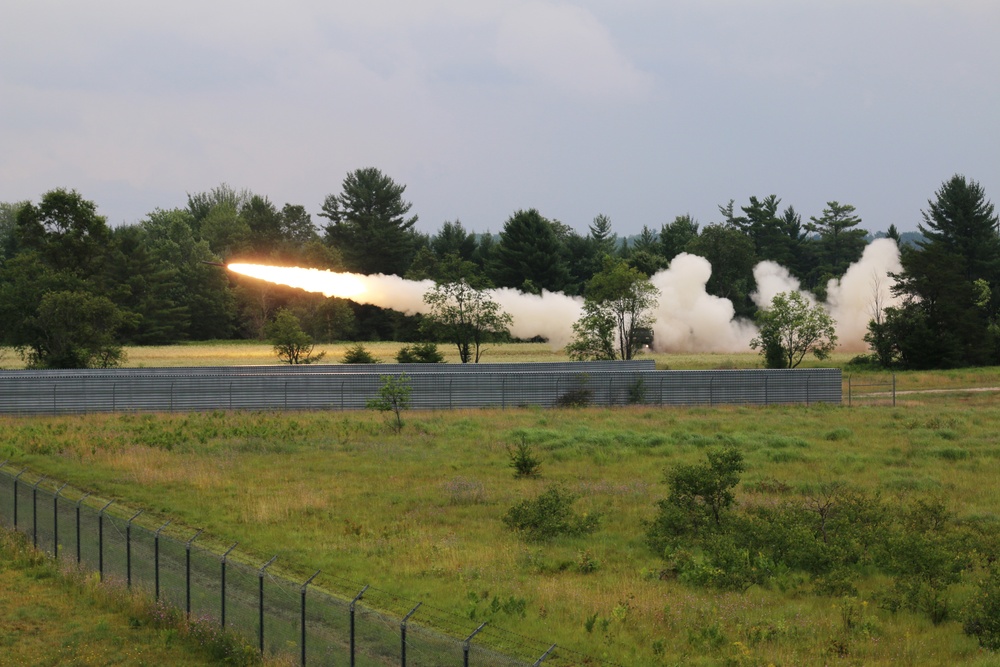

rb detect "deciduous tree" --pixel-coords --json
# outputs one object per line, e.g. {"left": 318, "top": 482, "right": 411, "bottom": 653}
{"left": 422, "top": 280, "right": 512, "bottom": 363}
{"left": 751, "top": 291, "right": 837, "bottom": 368}
{"left": 266, "top": 308, "right": 326, "bottom": 364}
{"left": 567, "top": 257, "right": 659, "bottom": 361}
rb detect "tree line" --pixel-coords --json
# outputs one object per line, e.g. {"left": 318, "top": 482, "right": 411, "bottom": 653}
{"left": 1, "top": 168, "right": 997, "bottom": 370}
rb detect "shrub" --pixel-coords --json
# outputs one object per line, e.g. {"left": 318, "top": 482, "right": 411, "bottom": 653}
{"left": 366, "top": 374, "right": 411, "bottom": 432}
{"left": 502, "top": 486, "right": 600, "bottom": 541}
{"left": 627, "top": 378, "right": 647, "bottom": 404}
{"left": 964, "top": 568, "right": 1000, "bottom": 650}
{"left": 555, "top": 374, "right": 593, "bottom": 407}
{"left": 396, "top": 342, "right": 444, "bottom": 364}
{"left": 508, "top": 436, "right": 542, "bottom": 478}
{"left": 555, "top": 387, "right": 593, "bottom": 408}
{"left": 647, "top": 446, "right": 744, "bottom": 549}
{"left": 343, "top": 343, "right": 379, "bottom": 364}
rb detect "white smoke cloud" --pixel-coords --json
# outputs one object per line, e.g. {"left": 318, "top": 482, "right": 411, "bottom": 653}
{"left": 751, "top": 261, "right": 813, "bottom": 309}
{"left": 489, "top": 288, "right": 583, "bottom": 348}
{"left": 825, "top": 238, "right": 902, "bottom": 352}
{"left": 232, "top": 239, "right": 902, "bottom": 355}
{"left": 748, "top": 238, "right": 902, "bottom": 352}
{"left": 648, "top": 253, "right": 756, "bottom": 353}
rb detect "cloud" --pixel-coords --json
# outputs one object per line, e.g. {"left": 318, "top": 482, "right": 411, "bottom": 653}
{"left": 494, "top": 2, "right": 652, "bottom": 98}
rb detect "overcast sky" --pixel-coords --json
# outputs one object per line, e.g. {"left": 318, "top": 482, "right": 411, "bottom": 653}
{"left": 2, "top": 1, "right": 998, "bottom": 237}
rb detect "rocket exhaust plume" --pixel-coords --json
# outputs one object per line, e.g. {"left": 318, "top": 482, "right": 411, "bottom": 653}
{"left": 226, "top": 263, "right": 585, "bottom": 347}
{"left": 228, "top": 239, "right": 902, "bottom": 354}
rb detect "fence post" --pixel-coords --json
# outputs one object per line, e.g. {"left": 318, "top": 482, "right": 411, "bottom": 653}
{"left": 463, "top": 622, "right": 487, "bottom": 667}
{"left": 98, "top": 500, "right": 114, "bottom": 582}
{"left": 154, "top": 520, "right": 172, "bottom": 601}
{"left": 76, "top": 493, "right": 91, "bottom": 564}
{"left": 32, "top": 476, "right": 45, "bottom": 548}
{"left": 185, "top": 529, "right": 203, "bottom": 616}
{"left": 13, "top": 469, "right": 27, "bottom": 530}
{"left": 220, "top": 542, "right": 238, "bottom": 628}
{"left": 401, "top": 602, "right": 421, "bottom": 667}
{"left": 892, "top": 374, "right": 896, "bottom": 407}
{"left": 53, "top": 483, "right": 67, "bottom": 560}
{"left": 126, "top": 510, "right": 143, "bottom": 589}
{"left": 533, "top": 644, "right": 557, "bottom": 666}
{"left": 258, "top": 555, "right": 278, "bottom": 655}
{"left": 349, "top": 585, "right": 369, "bottom": 667}
{"left": 300, "top": 570, "right": 320, "bottom": 666}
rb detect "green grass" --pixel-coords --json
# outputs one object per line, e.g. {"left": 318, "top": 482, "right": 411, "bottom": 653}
{"left": 0, "top": 528, "right": 269, "bottom": 666}
{"left": 3, "top": 387, "right": 1000, "bottom": 665}
{"left": 3, "top": 344, "right": 1000, "bottom": 664}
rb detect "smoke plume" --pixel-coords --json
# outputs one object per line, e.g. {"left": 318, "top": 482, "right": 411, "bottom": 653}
{"left": 229, "top": 238, "right": 901, "bottom": 354}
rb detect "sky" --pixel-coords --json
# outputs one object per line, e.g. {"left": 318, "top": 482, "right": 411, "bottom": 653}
{"left": 2, "top": 1, "right": 998, "bottom": 237}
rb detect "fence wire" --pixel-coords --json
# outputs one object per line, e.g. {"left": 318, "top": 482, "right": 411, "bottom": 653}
{"left": 0, "top": 466, "right": 572, "bottom": 666}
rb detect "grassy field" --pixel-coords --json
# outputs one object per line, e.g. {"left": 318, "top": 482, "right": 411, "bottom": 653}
{"left": 2, "top": 344, "right": 1000, "bottom": 665}
{"left": 0, "top": 528, "right": 272, "bottom": 666}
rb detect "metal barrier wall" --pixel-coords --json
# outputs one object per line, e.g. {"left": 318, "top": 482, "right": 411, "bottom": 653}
{"left": 0, "top": 366, "right": 841, "bottom": 415}
{"left": 0, "top": 465, "right": 566, "bottom": 666}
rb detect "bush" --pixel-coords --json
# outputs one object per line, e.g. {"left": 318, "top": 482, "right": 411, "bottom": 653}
{"left": 627, "top": 378, "right": 647, "bottom": 404}
{"left": 343, "top": 343, "right": 379, "bottom": 364}
{"left": 964, "top": 568, "right": 1000, "bottom": 649}
{"left": 555, "top": 374, "right": 593, "bottom": 407}
{"left": 503, "top": 486, "right": 600, "bottom": 541}
{"left": 396, "top": 342, "right": 444, "bottom": 363}
{"left": 508, "top": 436, "right": 542, "bottom": 478}
{"left": 555, "top": 387, "right": 593, "bottom": 408}
{"left": 366, "top": 374, "right": 411, "bottom": 432}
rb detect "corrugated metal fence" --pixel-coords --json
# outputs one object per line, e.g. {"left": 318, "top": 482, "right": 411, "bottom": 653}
{"left": 0, "top": 363, "right": 841, "bottom": 415}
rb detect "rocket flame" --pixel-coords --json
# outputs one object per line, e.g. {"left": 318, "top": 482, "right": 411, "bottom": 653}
{"left": 227, "top": 263, "right": 368, "bottom": 299}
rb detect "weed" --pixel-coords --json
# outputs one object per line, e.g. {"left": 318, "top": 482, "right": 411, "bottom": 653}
{"left": 442, "top": 476, "right": 487, "bottom": 505}
{"left": 575, "top": 549, "right": 600, "bottom": 574}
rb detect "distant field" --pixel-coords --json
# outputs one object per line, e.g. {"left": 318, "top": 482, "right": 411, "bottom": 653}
{"left": 3, "top": 382, "right": 1000, "bottom": 665}
{"left": 5, "top": 342, "right": 1000, "bottom": 398}
{"left": 3, "top": 340, "right": 807, "bottom": 368}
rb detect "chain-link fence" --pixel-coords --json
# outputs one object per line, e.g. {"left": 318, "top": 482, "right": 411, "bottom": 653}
{"left": 0, "top": 465, "right": 578, "bottom": 666}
